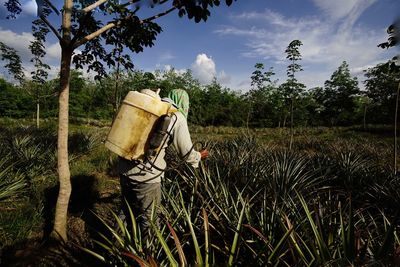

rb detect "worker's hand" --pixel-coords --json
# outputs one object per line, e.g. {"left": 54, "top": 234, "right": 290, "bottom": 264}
{"left": 200, "top": 149, "right": 209, "bottom": 159}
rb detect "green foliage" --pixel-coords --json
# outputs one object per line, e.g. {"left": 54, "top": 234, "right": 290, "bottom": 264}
{"left": 0, "top": 57, "right": 398, "bottom": 127}
{"left": 315, "top": 61, "right": 361, "bottom": 126}
{"left": 69, "top": 71, "right": 93, "bottom": 118}
{"left": 84, "top": 131, "right": 399, "bottom": 266}
{"left": 30, "top": 18, "right": 50, "bottom": 84}
{"left": 0, "top": 201, "right": 43, "bottom": 247}
{"left": 250, "top": 63, "right": 275, "bottom": 89}
{"left": 1, "top": 4, "right": 396, "bottom": 129}
{"left": 378, "top": 19, "right": 399, "bottom": 49}
{"left": 0, "top": 41, "right": 24, "bottom": 83}
{"left": 364, "top": 61, "right": 400, "bottom": 124}
{"left": 0, "top": 78, "right": 35, "bottom": 118}
{"left": 6, "top": 0, "right": 238, "bottom": 81}
{"left": 0, "top": 123, "right": 398, "bottom": 264}
{"left": 0, "top": 123, "right": 103, "bottom": 249}
{"left": 281, "top": 39, "right": 306, "bottom": 133}
{"left": 285, "top": 39, "right": 303, "bottom": 79}
{"left": 246, "top": 63, "right": 279, "bottom": 127}
{"left": 0, "top": 156, "right": 26, "bottom": 201}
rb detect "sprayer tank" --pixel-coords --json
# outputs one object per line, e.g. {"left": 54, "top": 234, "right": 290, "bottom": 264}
{"left": 105, "top": 89, "right": 175, "bottom": 160}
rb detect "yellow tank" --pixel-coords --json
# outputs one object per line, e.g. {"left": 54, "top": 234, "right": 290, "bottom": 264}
{"left": 105, "top": 89, "right": 176, "bottom": 160}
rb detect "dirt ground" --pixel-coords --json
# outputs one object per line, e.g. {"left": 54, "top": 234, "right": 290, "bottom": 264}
{"left": 1, "top": 177, "right": 121, "bottom": 267}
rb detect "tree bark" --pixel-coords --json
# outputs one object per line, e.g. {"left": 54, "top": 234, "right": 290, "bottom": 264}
{"left": 113, "top": 59, "right": 120, "bottom": 118}
{"left": 290, "top": 97, "right": 294, "bottom": 149}
{"left": 36, "top": 101, "right": 40, "bottom": 128}
{"left": 363, "top": 104, "right": 367, "bottom": 131}
{"left": 394, "top": 82, "right": 400, "bottom": 175}
{"left": 35, "top": 83, "right": 40, "bottom": 128}
{"left": 51, "top": 47, "right": 72, "bottom": 241}
{"left": 283, "top": 113, "right": 287, "bottom": 128}
{"left": 51, "top": 0, "right": 73, "bottom": 242}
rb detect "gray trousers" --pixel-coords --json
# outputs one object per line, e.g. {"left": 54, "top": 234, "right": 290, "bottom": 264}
{"left": 119, "top": 175, "right": 161, "bottom": 239}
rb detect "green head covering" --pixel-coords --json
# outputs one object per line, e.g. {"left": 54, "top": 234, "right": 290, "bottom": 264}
{"left": 168, "top": 89, "right": 190, "bottom": 119}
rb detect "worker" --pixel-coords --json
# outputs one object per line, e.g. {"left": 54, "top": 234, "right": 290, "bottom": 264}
{"left": 117, "top": 88, "right": 209, "bottom": 241}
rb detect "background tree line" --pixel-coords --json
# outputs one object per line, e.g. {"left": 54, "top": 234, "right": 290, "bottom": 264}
{"left": 1, "top": 57, "right": 399, "bottom": 128}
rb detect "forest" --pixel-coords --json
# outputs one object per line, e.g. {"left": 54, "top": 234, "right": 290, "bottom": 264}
{"left": 1, "top": 58, "right": 399, "bottom": 128}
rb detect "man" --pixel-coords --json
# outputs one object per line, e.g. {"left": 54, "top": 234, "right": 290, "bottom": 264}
{"left": 117, "top": 89, "right": 208, "bottom": 239}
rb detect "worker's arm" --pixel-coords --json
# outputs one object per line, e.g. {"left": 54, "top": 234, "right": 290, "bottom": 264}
{"left": 172, "top": 112, "right": 202, "bottom": 168}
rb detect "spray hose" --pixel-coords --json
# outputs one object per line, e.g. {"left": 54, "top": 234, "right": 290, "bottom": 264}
{"left": 145, "top": 112, "right": 206, "bottom": 172}
{"left": 143, "top": 141, "right": 204, "bottom": 172}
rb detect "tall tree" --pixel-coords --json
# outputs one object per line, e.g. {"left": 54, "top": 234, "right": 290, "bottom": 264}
{"left": 377, "top": 19, "right": 400, "bottom": 174}
{"left": 5, "top": 0, "right": 237, "bottom": 242}
{"left": 364, "top": 62, "right": 400, "bottom": 123}
{"left": 281, "top": 40, "right": 305, "bottom": 145}
{"left": 29, "top": 15, "right": 51, "bottom": 128}
{"left": 323, "top": 61, "right": 359, "bottom": 125}
{"left": 250, "top": 63, "right": 274, "bottom": 90}
{"left": 354, "top": 95, "right": 372, "bottom": 130}
{"left": 247, "top": 63, "right": 276, "bottom": 127}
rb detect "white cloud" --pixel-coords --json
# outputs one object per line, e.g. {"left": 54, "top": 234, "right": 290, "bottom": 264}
{"left": 312, "top": 0, "right": 377, "bottom": 21}
{"left": 46, "top": 42, "right": 61, "bottom": 60}
{"left": 22, "top": 0, "right": 37, "bottom": 16}
{"left": 159, "top": 51, "right": 175, "bottom": 62}
{"left": 0, "top": 0, "right": 38, "bottom": 18}
{"left": 215, "top": 8, "right": 396, "bottom": 89}
{"left": 190, "top": 53, "right": 234, "bottom": 87}
{"left": 0, "top": 27, "right": 61, "bottom": 80}
{"left": 22, "top": 63, "right": 59, "bottom": 79}
{"left": 0, "top": 27, "right": 34, "bottom": 60}
{"left": 191, "top": 53, "right": 216, "bottom": 84}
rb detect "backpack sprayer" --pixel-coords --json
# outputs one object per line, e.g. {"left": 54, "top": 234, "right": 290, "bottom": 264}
{"left": 105, "top": 89, "right": 177, "bottom": 164}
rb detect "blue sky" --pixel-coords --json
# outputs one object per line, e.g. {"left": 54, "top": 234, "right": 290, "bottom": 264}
{"left": 0, "top": 0, "right": 399, "bottom": 91}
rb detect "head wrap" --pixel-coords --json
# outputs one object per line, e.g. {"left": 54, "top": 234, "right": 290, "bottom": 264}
{"left": 167, "top": 89, "right": 190, "bottom": 119}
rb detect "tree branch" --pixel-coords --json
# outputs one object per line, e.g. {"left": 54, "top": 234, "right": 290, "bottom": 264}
{"left": 82, "top": 0, "right": 109, "bottom": 13}
{"left": 74, "top": 5, "right": 177, "bottom": 49}
{"left": 40, "top": 15, "right": 62, "bottom": 41}
{"left": 73, "top": 21, "right": 118, "bottom": 48}
{"left": 43, "top": 0, "right": 60, "bottom": 15}
{"left": 142, "top": 6, "right": 176, "bottom": 23}
{"left": 81, "top": 0, "right": 143, "bottom": 13}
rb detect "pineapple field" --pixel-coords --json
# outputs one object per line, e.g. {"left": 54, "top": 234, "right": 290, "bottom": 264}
{"left": 0, "top": 120, "right": 399, "bottom": 266}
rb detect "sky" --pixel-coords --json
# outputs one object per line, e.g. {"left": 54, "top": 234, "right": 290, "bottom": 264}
{"left": 0, "top": 0, "right": 399, "bottom": 92}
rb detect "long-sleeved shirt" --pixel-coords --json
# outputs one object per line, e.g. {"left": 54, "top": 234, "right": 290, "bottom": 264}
{"left": 117, "top": 111, "right": 201, "bottom": 183}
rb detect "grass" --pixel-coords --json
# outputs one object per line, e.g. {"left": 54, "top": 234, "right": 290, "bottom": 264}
{"left": 0, "top": 119, "right": 399, "bottom": 266}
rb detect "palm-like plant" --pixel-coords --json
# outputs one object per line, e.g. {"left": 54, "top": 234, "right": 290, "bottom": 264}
{"left": 0, "top": 156, "right": 26, "bottom": 201}
{"left": 85, "top": 134, "right": 399, "bottom": 266}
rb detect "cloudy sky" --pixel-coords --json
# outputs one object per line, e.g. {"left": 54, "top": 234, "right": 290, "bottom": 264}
{"left": 0, "top": 0, "right": 399, "bottom": 91}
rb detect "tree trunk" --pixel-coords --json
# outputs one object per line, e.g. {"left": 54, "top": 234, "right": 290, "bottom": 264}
{"left": 289, "top": 97, "right": 294, "bottom": 149}
{"left": 283, "top": 113, "right": 287, "bottom": 128}
{"left": 35, "top": 83, "right": 40, "bottom": 128}
{"left": 394, "top": 82, "right": 400, "bottom": 175}
{"left": 51, "top": 0, "right": 73, "bottom": 242}
{"left": 51, "top": 47, "right": 73, "bottom": 241}
{"left": 363, "top": 104, "right": 367, "bottom": 131}
{"left": 36, "top": 101, "right": 40, "bottom": 128}
{"left": 113, "top": 60, "right": 121, "bottom": 118}
{"left": 246, "top": 104, "right": 252, "bottom": 130}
